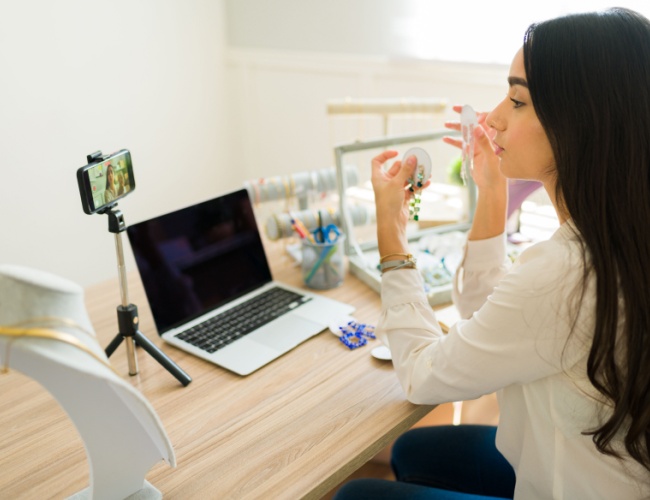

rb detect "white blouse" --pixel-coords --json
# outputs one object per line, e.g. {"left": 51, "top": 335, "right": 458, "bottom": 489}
{"left": 377, "top": 221, "right": 650, "bottom": 499}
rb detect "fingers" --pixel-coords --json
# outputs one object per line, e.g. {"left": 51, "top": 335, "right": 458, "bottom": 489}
{"left": 371, "top": 150, "right": 399, "bottom": 180}
{"left": 372, "top": 150, "right": 418, "bottom": 181}
{"left": 444, "top": 121, "right": 461, "bottom": 131}
{"left": 443, "top": 136, "right": 462, "bottom": 150}
{"left": 385, "top": 155, "right": 417, "bottom": 186}
{"left": 473, "top": 124, "right": 495, "bottom": 154}
{"left": 371, "top": 150, "right": 399, "bottom": 170}
{"left": 445, "top": 106, "right": 493, "bottom": 152}
{"left": 386, "top": 160, "right": 401, "bottom": 177}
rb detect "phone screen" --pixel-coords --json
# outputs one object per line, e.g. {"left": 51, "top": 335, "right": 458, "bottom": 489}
{"left": 78, "top": 150, "right": 135, "bottom": 214}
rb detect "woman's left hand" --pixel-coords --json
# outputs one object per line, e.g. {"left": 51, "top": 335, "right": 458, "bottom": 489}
{"left": 371, "top": 150, "right": 415, "bottom": 224}
{"left": 371, "top": 150, "right": 429, "bottom": 255}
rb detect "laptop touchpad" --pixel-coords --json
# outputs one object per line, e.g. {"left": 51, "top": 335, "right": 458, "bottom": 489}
{"left": 248, "top": 315, "right": 323, "bottom": 351}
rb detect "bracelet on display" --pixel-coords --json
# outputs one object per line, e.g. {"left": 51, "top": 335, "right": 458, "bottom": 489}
{"left": 379, "top": 256, "right": 417, "bottom": 274}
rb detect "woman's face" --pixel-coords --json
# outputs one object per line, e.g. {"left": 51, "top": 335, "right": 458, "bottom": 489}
{"left": 486, "top": 48, "right": 555, "bottom": 183}
{"left": 107, "top": 165, "right": 114, "bottom": 183}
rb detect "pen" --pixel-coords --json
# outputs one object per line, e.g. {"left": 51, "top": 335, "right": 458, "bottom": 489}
{"left": 318, "top": 210, "right": 325, "bottom": 243}
{"left": 290, "top": 219, "right": 307, "bottom": 239}
{"left": 291, "top": 213, "right": 315, "bottom": 243}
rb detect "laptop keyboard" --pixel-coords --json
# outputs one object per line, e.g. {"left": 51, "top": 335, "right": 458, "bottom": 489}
{"left": 176, "top": 287, "right": 312, "bottom": 353}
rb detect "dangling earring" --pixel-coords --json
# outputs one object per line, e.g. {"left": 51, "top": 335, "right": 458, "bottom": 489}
{"left": 408, "top": 166, "right": 424, "bottom": 221}
{"left": 402, "top": 147, "right": 432, "bottom": 222}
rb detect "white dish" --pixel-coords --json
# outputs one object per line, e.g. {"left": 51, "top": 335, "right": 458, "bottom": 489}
{"left": 371, "top": 345, "right": 392, "bottom": 361}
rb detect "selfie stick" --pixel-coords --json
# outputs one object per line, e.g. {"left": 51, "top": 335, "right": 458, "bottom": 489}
{"left": 100, "top": 204, "right": 192, "bottom": 387}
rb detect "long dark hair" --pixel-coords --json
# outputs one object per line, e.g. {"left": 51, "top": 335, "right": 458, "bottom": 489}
{"left": 523, "top": 8, "right": 650, "bottom": 470}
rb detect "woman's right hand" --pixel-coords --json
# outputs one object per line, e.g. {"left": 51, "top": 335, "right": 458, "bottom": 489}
{"left": 443, "top": 105, "right": 508, "bottom": 240}
{"left": 443, "top": 105, "right": 505, "bottom": 192}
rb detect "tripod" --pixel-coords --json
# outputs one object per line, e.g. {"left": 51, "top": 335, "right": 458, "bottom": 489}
{"left": 102, "top": 206, "right": 192, "bottom": 387}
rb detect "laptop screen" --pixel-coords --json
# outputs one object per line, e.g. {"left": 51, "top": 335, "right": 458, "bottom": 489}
{"left": 126, "top": 189, "right": 273, "bottom": 334}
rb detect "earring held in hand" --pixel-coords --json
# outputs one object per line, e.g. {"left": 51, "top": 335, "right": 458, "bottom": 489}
{"left": 402, "top": 147, "right": 432, "bottom": 221}
{"left": 460, "top": 104, "right": 478, "bottom": 185}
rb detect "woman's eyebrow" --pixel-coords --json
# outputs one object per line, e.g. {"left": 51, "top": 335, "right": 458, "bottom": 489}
{"left": 508, "top": 76, "right": 529, "bottom": 88}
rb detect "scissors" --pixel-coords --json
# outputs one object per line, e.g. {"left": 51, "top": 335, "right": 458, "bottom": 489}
{"left": 312, "top": 224, "right": 340, "bottom": 244}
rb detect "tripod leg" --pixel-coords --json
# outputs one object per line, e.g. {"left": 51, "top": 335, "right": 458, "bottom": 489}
{"left": 134, "top": 331, "right": 192, "bottom": 386}
{"left": 105, "top": 333, "right": 125, "bottom": 357}
{"left": 105, "top": 333, "right": 139, "bottom": 375}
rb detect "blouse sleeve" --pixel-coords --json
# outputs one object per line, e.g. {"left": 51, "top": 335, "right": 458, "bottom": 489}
{"left": 376, "top": 235, "right": 590, "bottom": 405}
{"left": 452, "top": 232, "right": 510, "bottom": 319}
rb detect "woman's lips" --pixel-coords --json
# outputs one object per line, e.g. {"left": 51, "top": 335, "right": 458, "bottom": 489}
{"left": 493, "top": 141, "right": 504, "bottom": 155}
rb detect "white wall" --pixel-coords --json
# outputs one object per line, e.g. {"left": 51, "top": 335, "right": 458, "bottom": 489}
{"left": 0, "top": 0, "right": 234, "bottom": 287}
{"left": 223, "top": 0, "right": 511, "bottom": 192}
{"left": 1, "top": 0, "right": 512, "bottom": 290}
{"left": 225, "top": 48, "right": 508, "bottom": 186}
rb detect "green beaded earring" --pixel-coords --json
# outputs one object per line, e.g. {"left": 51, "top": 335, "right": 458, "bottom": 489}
{"left": 403, "top": 147, "right": 432, "bottom": 222}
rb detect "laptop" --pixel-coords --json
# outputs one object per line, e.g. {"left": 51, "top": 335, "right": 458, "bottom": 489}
{"left": 126, "top": 188, "right": 355, "bottom": 376}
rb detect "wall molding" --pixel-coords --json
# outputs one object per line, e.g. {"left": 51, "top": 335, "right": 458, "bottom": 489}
{"left": 226, "top": 47, "right": 508, "bottom": 87}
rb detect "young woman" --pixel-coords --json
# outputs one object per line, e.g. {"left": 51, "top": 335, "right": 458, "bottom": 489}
{"left": 103, "top": 164, "right": 117, "bottom": 204}
{"left": 335, "top": 8, "right": 650, "bottom": 499}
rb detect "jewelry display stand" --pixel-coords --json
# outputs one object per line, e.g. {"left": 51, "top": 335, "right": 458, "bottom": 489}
{"left": 244, "top": 164, "right": 359, "bottom": 210}
{"left": 334, "top": 129, "right": 477, "bottom": 306}
{"left": 327, "top": 97, "right": 448, "bottom": 136}
{"left": 0, "top": 264, "right": 175, "bottom": 499}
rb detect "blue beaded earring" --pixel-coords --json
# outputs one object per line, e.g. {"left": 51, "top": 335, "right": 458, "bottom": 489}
{"left": 336, "top": 320, "right": 376, "bottom": 349}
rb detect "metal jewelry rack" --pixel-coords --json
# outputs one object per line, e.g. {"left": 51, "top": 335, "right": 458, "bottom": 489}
{"left": 334, "top": 129, "right": 476, "bottom": 306}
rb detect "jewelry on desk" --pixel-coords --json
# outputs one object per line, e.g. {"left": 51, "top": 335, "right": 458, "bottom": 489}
{"left": 251, "top": 181, "right": 261, "bottom": 205}
{"left": 330, "top": 317, "right": 377, "bottom": 350}
{"left": 0, "top": 317, "right": 118, "bottom": 375}
{"left": 281, "top": 176, "right": 293, "bottom": 208}
{"left": 339, "top": 330, "right": 368, "bottom": 349}
{"left": 266, "top": 178, "right": 280, "bottom": 202}
{"left": 7, "top": 316, "right": 96, "bottom": 339}
{"left": 289, "top": 175, "right": 296, "bottom": 199}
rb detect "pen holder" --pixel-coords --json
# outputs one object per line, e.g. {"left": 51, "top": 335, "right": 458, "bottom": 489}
{"left": 302, "top": 236, "right": 345, "bottom": 290}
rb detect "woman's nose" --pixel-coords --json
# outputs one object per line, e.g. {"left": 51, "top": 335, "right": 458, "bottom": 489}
{"left": 486, "top": 104, "right": 505, "bottom": 131}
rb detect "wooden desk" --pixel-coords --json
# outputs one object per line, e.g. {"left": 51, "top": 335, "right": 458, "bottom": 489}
{"left": 0, "top": 240, "right": 433, "bottom": 499}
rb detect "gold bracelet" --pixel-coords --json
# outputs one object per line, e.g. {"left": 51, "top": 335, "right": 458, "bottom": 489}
{"left": 379, "top": 252, "right": 412, "bottom": 263}
{"left": 251, "top": 181, "right": 261, "bottom": 205}
{"left": 380, "top": 258, "right": 417, "bottom": 275}
{"left": 281, "top": 176, "right": 292, "bottom": 200}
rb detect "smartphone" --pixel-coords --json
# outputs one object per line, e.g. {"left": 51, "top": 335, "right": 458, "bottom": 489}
{"left": 77, "top": 149, "right": 135, "bottom": 214}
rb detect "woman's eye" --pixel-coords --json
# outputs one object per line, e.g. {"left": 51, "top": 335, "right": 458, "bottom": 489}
{"left": 510, "top": 98, "right": 524, "bottom": 108}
